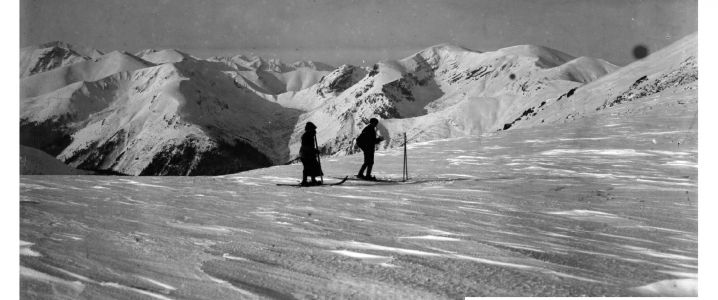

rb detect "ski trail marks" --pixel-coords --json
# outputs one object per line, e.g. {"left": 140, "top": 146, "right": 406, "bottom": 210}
{"left": 118, "top": 179, "right": 171, "bottom": 189}
{"left": 137, "top": 276, "right": 177, "bottom": 291}
{"left": 330, "top": 250, "right": 396, "bottom": 266}
{"left": 398, "top": 235, "right": 462, "bottom": 241}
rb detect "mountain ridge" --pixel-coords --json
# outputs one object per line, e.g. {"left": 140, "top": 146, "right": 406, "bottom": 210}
{"left": 18, "top": 34, "right": 696, "bottom": 175}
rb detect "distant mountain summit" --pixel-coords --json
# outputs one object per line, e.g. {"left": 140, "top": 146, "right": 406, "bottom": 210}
{"left": 22, "top": 41, "right": 104, "bottom": 59}
{"left": 134, "top": 49, "right": 195, "bottom": 64}
{"left": 206, "top": 54, "right": 336, "bottom": 95}
{"left": 208, "top": 55, "right": 335, "bottom": 73}
{"left": 20, "top": 41, "right": 105, "bottom": 78}
{"left": 289, "top": 60, "right": 336, "bottom": 71}
{"left": 20, "top": 50, "right": 155, "bottom": 98}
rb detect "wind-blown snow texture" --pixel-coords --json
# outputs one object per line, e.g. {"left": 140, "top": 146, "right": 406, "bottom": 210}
{"left": 19, "top": 34, "right": 694, "bottom": 178}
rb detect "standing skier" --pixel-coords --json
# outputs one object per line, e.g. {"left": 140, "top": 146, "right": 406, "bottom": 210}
{"left": 356, "top": 118, "right": 385, "bottom": 180}
{"left": 299, "top": 122, "right": 323, "bottom": 186}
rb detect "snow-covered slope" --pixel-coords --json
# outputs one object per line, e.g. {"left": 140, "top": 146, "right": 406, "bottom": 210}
{"left": 502, "top": 32, "right": 697, "bottom": 131}
{"left": 540, "top": 56, "right": 620, "bottom": 84}
{"left": 280, "top": 67, "right": 334, "bottom": 92}
{"left": 20, "top": 56, "right": 303, "bottom": 175}
{"left": 135, "top": 49, "right": 195, "bottom": 64}
{"left": 208, "top": 55, "right": 335, "bottom": 94}
{"left": 20, "top": 41, "right": 104, "bottom": 78}
{"left": 20, "top": 145, "right": 93, "bottom": 175}
{"left": 269, "top": 64, "right": 369, "bottom": 111}
{"left": 20, "top": 51, "right": 154, "bottom": 98}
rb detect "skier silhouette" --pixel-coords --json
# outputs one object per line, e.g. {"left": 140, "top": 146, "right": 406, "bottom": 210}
{"left": 299, "top": 122, "right": 323, "bottom": 186}
{"left": 356, "top": 118, "right": 384, "bottom": 180}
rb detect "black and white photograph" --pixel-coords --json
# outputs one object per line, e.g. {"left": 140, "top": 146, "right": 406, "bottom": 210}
{"left": 12, "top": 0, "right": 712, "bottom": 298}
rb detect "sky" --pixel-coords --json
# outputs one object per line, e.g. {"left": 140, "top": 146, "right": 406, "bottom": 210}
{"left": 20, "top": 0, "right": 697, "bottom": 67}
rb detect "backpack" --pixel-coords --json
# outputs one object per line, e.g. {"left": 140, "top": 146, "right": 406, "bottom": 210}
{"left": 356, "top": 131, "right": 371, "bottom": 149}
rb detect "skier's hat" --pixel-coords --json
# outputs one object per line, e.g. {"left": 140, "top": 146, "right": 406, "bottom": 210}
{"left": 305, "top": 122, "right": 317, "bottom": 130}
{"left": 369, "top": 118, "right": 379, "bottom": 125}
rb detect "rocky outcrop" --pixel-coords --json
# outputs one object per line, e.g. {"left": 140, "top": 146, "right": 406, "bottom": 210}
{"left": 20, "top": 41, "right": 104, "bottom": 78}
{"left": 599, "top": 56, "right": 697, "bottom": 109}
{"left": 317, "top": 64, "right": 368, "bottom": 97}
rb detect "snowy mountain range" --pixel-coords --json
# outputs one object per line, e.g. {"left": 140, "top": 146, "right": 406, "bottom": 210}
{"left": 19, "top": 33, "right": 697, "bottom": 175}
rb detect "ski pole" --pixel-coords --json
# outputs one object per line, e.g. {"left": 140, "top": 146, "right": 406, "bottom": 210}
{"left": 403, "top": 132, "right": 409, "bottom": 181}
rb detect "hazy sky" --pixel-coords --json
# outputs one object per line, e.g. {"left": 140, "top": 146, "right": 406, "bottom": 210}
{"left": 20, "top": 0, "right": 697, "bottom": 67}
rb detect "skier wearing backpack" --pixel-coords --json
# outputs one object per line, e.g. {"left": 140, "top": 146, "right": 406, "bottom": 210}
{"left": 356, "top": 118, "right": 384, "bottom": 180}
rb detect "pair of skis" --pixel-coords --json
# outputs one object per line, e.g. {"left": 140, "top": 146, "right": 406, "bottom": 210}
{"left": 276, "top": 176, "right": 348, "bottom": 187}
{"left": 275, "top": 175, "right": 393, "bottom": 188}
{"left": 277, "top": 135, "right": 344, "bottom": 187}
{"left": 277, "top": 131, "right": 409, "bottom": 187}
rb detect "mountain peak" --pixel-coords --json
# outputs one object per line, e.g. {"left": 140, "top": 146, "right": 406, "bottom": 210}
{"left": 231, "top": 54, "right": 250, "bottom": 61}
{"left": 37, "top": 41, "right": 72, "bottom": 49}
{"left": 497, "top": 45, "right": 575, "bottom": 67}
{"left": 426, "top": 43, "right": 478, "bottom": 53}
{"left": 316, "top": 64, "right": 368, "bottom": 97}
{"left": 136, "top": 49, "right": 194, "bottom": 64}
{"left": 289, "top": 60, "right": 335, "bottom": 71}
{"left": 134, "top": 49, "right": 158, "bottom": 57}
{"left": 22, "top": 41, "right": 105, "bottom": 58}
{"left": 20, "top": 41, "right": 106, "bottom": 78}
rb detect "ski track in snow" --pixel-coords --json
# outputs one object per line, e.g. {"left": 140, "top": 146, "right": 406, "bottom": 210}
{"left": 398, "top": 235, "right": 462, "bottom": 241}
{"left": 100, "top": 282, "right": 175, "bottom": 300}
{"left": 118, "top": 179, "right": 171, "bottom": 189}
{"left": 137, "top": 276, "right": 178, "bottom": 291}
{"left": 330, "top": 250, "right": 395, "bottom": 266}
{"left": 541, "top": 149, "right": 653, "bottom": 156}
